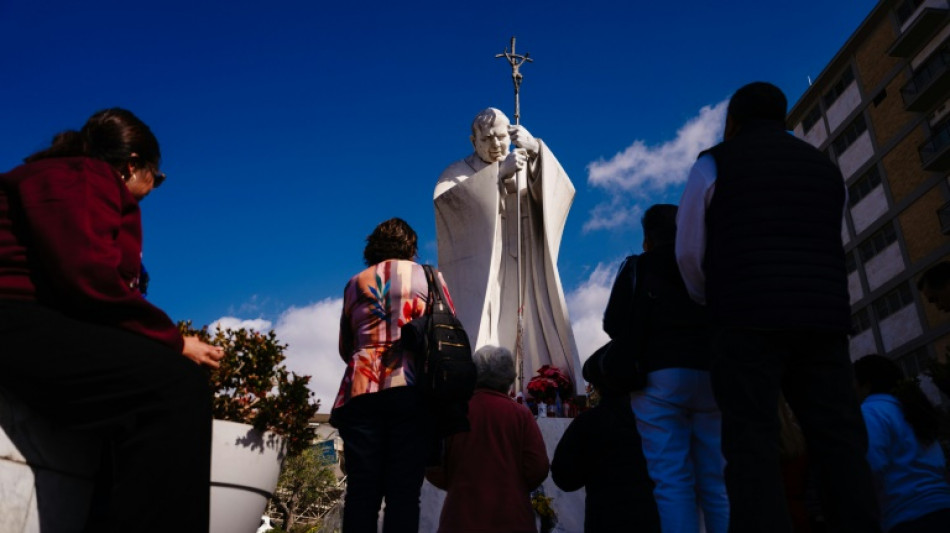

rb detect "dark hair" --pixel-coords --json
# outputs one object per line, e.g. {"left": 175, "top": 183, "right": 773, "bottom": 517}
{"left": 641, "top": 204, "right": 678, "bottom": 247}
{"left": 728, "top": 82, "right": 788, "bottom": 127}
{"left": 917, "top": 261, "right": 950, "bottom": 291}
{"left": 363, "top": 218, "right": 418, "bottom": 266}
{"left": 853, "top": 354, "right": 938, "bottom": 445}
{"left": 24, "top": 108, "right": 161, "bottom": 177}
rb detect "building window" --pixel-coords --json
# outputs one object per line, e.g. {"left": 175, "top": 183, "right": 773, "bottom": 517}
{"left": 873, "top": 89, "right": 887, "bottom": 107}
{"left": 853, "top": 307, "right": 872, "bottom": 333}
{"left": 858, "top": 223, "right": 897, "bottom": 261}
{"left": 832, "top": 114, "right": 868, "bottom": 155}
{"left": 873, "top": 284, "right": 914, "bottom": 320}
{"left": 802, "top": 106, "right": 822, "bottom": 133}
{"left": 823, "top": 66, "right": 856, "bottom": 109}
{"left": 897, "top": 347, "right": 929, "bottom": 377}
{"left": 848, "top": 166, "right": 883, "bottom": 207}
{"left": 895, "top": 0, "right": 924, "bottom": 26}
{"left": 846, "top": 250, "right": 858, "bottom": 274}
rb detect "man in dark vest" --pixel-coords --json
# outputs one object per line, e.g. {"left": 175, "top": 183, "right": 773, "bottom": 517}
{"left": 675, "top": 82, "right": 880, "bottom": 532}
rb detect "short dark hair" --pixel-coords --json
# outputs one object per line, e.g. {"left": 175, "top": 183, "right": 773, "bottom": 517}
{"left": 25, "top": 108, "right": 161, "bottom": 177}
{"left": 728, "top": 82, "right": 788, "bottom": 127}
{"left": 363, "top": 217, "right": 418, "bottom": 266}
{"left": 917, "top": 261, "right": 950, "bottom": 291}
{"left": 641, "top": 204, "right": 678, "bottom": 247}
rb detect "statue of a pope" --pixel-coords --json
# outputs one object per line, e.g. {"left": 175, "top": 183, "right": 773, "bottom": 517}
{"left": 434, "top": 107, "right": 582, "bottom": 394}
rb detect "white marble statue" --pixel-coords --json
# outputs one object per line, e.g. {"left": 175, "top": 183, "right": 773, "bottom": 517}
{"left": 434, "top": 108, "right": 582, "bottom": 394}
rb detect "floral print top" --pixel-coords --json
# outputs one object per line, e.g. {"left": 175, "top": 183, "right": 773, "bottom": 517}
{"left": 333, "top": 260, "right": 454, "bottom": 410}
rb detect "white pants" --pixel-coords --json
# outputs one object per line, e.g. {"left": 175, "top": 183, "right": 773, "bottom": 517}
{"left": 631, "top": 368, "right": 729, "bottom": 533}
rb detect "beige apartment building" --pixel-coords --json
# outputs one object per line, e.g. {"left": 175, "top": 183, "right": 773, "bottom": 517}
{"left": 787, "top": 0, "right": 950, "bottom": 377}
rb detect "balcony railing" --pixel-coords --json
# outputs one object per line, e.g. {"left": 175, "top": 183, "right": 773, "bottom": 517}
{"left": 889, "top": 7, "right": 949, "bottom": 57}
{"left": 938, "top": 200, "right": 950, "bottom": 235}
{"left": 920, "top": 121, "right": 950, "bottom": 170}
{"left": 902, "top": 46, "right": 950, "bottom": 111}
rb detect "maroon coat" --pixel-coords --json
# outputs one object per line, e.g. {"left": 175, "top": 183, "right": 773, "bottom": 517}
{"left": 427, "top": 388, "right": 549, "bottom": 533}
{"left": 0, "top": 157, "right": 183, "bottom": 352}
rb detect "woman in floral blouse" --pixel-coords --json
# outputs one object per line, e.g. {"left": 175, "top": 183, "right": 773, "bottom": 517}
{"left": 330, "top": 217, "right": 453, "bottom": 533}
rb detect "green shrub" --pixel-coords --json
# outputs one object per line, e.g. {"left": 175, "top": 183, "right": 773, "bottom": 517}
{"left": 179, "top": 322, "right": 319, "bottom": 457}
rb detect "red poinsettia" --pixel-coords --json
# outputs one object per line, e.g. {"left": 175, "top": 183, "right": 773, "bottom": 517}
{"left": 527, "top": 365, "right": 573, "bottom": 402}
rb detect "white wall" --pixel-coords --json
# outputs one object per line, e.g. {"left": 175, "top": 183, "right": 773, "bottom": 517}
{"left": 795, "top": 119, "right": 829, "bottom": 148}
{"left": 849, "top": 329, "right": 878, "bottom": 361}
{"left": 880, "top": 305, "right": 923, "bottom": 352}
{"left": 837, "top": 131, "right": 874, "bottom": 179}
{"left": 848, "top": 271, "right": 864, "bottom": 305}
{"left": 865, "top": 242, "right": 904, "bottom": 291}
{"left": 850, "top": 185, "right": 888, "bottom": 234}
{"left": 827, "top": 83, "right": 862, "bottom": 133}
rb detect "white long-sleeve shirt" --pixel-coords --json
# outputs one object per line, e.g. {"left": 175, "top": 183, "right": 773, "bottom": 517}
{"left": 674, "top": 154, "right": 717, "bottom": 305}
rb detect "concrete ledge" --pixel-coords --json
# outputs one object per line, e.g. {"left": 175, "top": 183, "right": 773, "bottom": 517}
{"left": 0, "top": 389, "right": 102, "bottom": 533}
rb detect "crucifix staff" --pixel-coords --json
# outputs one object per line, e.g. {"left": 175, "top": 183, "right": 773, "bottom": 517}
{"left": 496, "top": 36, "right": 532, "bottom": 396}
{"left": 496, "top": 36, "right": 532, "bottom": 125}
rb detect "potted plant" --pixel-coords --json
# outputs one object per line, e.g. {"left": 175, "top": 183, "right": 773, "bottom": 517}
{"left": 180, "top": 322, "right": 320, "bottom": 533}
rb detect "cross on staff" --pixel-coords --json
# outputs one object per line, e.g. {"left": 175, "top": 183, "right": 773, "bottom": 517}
{"left": 496, "top": 36, "right": 533, "bottom": 396}
{"left": 495, "top": 36, "right": 532, "bottom": 125}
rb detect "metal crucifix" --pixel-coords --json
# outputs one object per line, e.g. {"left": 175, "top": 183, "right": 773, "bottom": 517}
{"left": 496, "top": 36, "right": 533, "bottom": 397}
{"left": 496, "top": 36, "right": 532, "bottom": 125}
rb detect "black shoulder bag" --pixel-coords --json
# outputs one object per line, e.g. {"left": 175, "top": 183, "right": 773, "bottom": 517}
{"left": 400, "top": 265, "right": 476, "bottom": 403}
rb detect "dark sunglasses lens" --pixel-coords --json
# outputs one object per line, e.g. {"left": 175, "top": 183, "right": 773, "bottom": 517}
{"left": 153, "top": 172, "right": 166, "bottom": 188}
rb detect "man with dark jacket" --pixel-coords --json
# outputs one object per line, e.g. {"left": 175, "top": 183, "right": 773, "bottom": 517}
{"left": 676, "top": 81, "right": 880, "bottom": 532}
{"left": 603, "top": 204, "right": 728, "bottom": 533}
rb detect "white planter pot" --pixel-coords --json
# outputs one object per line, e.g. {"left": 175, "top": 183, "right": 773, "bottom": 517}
{"left": 211, "top": 419, "right": 285, "bottom": 533}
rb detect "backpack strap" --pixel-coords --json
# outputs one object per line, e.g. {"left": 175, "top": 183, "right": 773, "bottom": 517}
{"left": 422, "top": 264, "right": 448, "bottom": 313}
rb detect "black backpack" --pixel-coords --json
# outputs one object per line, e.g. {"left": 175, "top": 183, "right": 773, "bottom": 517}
{"left": 400, "top": 265, "right": 476, "bottom": 403}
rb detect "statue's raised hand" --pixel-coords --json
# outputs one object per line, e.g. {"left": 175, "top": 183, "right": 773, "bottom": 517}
{"left": 508, "top": 125, "right": 540, "bottom": 156}
{"left": 499, "top": 148, "right": 528, "bottom": 182}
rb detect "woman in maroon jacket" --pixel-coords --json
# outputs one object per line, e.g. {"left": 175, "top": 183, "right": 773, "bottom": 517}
{"left": 427, "top": 345, "right": 550, "bottom": 533}
{"left": 0, "top": 109, "right": 223, "bottom": 531}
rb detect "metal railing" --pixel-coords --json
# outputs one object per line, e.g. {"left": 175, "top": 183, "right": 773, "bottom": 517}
{"left": 902, "top": 47, "right": 950, "bottom": 105}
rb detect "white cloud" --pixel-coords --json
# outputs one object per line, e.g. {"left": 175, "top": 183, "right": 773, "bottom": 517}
{"left": 210, "top": 316, "right": 273, "bottom": 332}
{"left": 584, "top": 100, "right": 727, "bottom": 233}
{"left": 566, "top": 262, "right": 619, "bottom": 367}
{"left": 587, "top": 100, "right": 727, "bottom": 192}
{"left": 211, "top": 297, "right": 344, "bottom": 414}
{"left": 273, "top": 298, "right": 345, "bottom": 415}
{"left": 583, "top": 197, "right": 643, "bottom": 233}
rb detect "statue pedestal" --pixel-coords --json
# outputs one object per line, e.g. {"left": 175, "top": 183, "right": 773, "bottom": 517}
{"left": 419, "top": 417, "right": 586, "bottom": 533}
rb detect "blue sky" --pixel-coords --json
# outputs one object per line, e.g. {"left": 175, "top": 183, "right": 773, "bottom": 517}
{"left": 1, "top": 0, "right": 880, "bottom": 409}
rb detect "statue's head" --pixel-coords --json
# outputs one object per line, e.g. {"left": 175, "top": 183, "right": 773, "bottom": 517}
{"left": 470, "top": 107, "right": 510, "bottom": 164}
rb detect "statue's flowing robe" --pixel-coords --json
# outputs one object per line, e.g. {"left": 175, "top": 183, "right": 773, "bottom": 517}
{"left": 434, "top": 141, "right": 582, "bottom": 394}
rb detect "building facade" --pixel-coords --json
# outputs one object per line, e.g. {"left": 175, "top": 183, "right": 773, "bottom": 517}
{"left": 787, "top": 0, "right": 950, "bottom": 378}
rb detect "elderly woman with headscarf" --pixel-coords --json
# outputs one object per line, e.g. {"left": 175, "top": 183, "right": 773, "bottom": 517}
{"left": 426, "top": 345, "right": 549, "bottom": 533}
